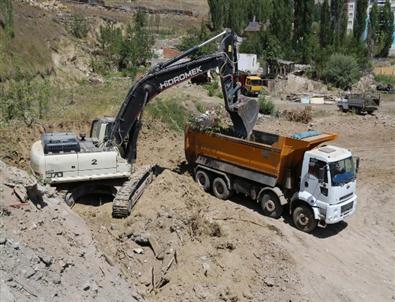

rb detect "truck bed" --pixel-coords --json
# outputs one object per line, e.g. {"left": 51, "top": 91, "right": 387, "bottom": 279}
{"left": 185, "top": 126, "right": 336, "bottom": 186}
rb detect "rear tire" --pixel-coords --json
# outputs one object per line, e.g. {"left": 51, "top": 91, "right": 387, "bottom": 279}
{"left": 195, "top": 170, "right": 211, "bottom": 192}
{"left": 292, "top": 205, "right": 317, "bottom": 233}
{"left": 259, "top": 191, "right": 283, "bottom": 219}
{"left": 212, "top": 177, "right": 232, "bottom": 200}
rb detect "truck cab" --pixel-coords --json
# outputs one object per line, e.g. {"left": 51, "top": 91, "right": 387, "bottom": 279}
{"left": 293, "top": 145, "right": 358, "bottom": 231}
{"left": 242, "top": 75, "right": 264, "bottom": 97}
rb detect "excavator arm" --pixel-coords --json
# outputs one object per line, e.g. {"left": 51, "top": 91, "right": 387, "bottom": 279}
{"left": 110, "top": 29, "right": 258, "bottom": 163}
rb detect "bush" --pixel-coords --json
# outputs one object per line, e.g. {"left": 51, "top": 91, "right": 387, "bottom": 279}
{"left": 323, "top": 54, "right": 361, "bottom": 90}
{"left": 258, "top": 96, "right": 275, "bottom": 115}
{"left": 204, "top": 80, "right": 221, "bottom": 97}
{"left": 374, "top": 74, "right": 395, "bottom": 86}
{"left": 0, "top": 74, "right": 51, "bottom": 125}
{"left": 69, "top": 15, "right": 89, "bottom": 39}
{"left": 146, "top": 99, "right": 186, "bottom": 131}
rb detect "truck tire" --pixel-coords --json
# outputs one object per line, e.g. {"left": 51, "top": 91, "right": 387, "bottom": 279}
{"left": 212, "top": 177, "right": 232, "bottom": 200}
{"left": 260, "top": 191, "right": 283, "bottom": 219}
{"left": 292, "top": 205, "right": 317, "bottom": 233}
{"left": 195, "top": 170, "right": 211, "bottom": 192}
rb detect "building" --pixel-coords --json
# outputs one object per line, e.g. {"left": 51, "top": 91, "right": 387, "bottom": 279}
{"left": 345, "top": 0, "right": 357, "bottom": 34}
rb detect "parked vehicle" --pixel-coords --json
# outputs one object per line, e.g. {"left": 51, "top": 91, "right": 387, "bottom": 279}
{"left": 337, "top": 94, "right": 380, "bottom": 114}
{"left": 239, "top": 73, "right": 264, "bottom": 97}
{"left": 185, "top": 127, "right": 359, "bottom": 233}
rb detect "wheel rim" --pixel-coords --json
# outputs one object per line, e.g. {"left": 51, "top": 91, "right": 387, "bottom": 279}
{"left": 297, "top": 213, "right": 309, "bottom": 226}
{"left": 216, "top": 182, "right": 224, "bottom": 194}
{"left": 265, "top": 200, "right": 276, "bottom": 212}
{"left": 198, "top": 175, "right": 206, "bottom": 186}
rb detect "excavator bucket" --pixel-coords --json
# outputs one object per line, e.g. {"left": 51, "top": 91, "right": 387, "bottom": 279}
{"left": 228, "top": 96, "right": 259, "bottom": 138}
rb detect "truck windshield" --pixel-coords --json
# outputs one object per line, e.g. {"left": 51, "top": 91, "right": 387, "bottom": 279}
{"left": 249, "top": 80, "right": 262, "bottom": 85}
{"left": 329, "top": 157, "right": 355, "bottom": 186}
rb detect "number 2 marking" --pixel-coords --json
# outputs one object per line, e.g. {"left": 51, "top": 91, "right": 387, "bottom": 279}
{"left": 91, "top": 159, "right": 98, "bottom": 165}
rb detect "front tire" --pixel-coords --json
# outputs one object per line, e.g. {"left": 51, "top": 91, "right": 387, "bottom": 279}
{"left": 260, "top": 191, "right": 283, "bottom": 219}
{"left": 212, "top": 177, "right": 232, "bottom": 200}
{"left": 292, "top": 205, "right": 317, "bottom": 233}
{"left": 195, "top": 170, "right": 211, "bottom": 192}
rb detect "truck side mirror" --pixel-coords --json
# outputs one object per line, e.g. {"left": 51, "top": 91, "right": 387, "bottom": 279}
{"left": 355, "top": 156, "right": 360, "bottom": 174}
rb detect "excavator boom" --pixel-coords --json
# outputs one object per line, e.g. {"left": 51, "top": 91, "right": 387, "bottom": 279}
{"left": 110, "top": 29, "right": 258, "bottom": 163}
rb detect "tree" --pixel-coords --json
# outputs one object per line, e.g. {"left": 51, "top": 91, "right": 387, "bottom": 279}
{"left": 293, "top": 0, "right": 314, "bottom": 63}
{"left": 178, "top": 23, "right": 217, "bottom": 59}
{"left": 353, "top": 0, "right": 369, "bottom": 41}
{"left": 320, "top": 0, "right": 331, "bottom": 48}
{"left": 208, "top": 0, "right": 224, "bottom": 31}
{"left": 367, "top": 2, "right": 381, "bottom": 57}
{"left": 270, "top": 0, "right": 292, "bottom": 55}
{"left": 331, "top": 0, "right": 346, "bottom": 49}
{"left": 0, "top": 0, "right": 14, "bottom": 38}
{"left": 323, "top": 53, "right": 361, "bottom": 89}
{"left": 380, "top": 0, "right": 394, "bottom": 57}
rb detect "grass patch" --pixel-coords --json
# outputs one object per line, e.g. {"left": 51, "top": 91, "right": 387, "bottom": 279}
{"left": 146, "top": 98, "right": 187, "bottom": 131}
{"left": 374, "top": 74, "right": 395, "bottom": 86}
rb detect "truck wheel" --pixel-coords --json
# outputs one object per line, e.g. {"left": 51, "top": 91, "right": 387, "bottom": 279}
{"left": 260, "top": 192, "right": 283, "bottom": 219}
{"left": 212, "top": 177, "right": 232, "bottom": 200}
{"left": 292, "top": 205, "right": 317, "bottom": 233}
{"left": 195, "top": 170, "right": 211, "bottom": 192}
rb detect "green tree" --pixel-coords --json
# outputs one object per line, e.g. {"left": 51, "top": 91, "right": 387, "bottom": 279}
{"left": 319, "top": 0, "right": 331, "bottom": 48}
{"left": 380, "top": 0, "right": 394, "bottom": 57}
{"left": 178, "top": 23, "right": 217, "bottom": 59}
{"left": 323, "top": 53, "right": 361, "bottom": 89}
{"left": 208, "top": 0, "right": 224, "bottom": 31}
{"left": 293, "top": 0, "right": 314, "bottom": 63}
{"left": 353, "top": 0, "right": 369, "bottom": 41}
{"left": 367, "top": 2, "right": 381, "bottom": 57}
{"left": 331, "top": 0, "right": 346, "bottom": 49}
{"left": 0, "top": 0, "right": 14, "bottom": 38}
{"left": 270, "top": 0, "right": 292, "bottom": 55}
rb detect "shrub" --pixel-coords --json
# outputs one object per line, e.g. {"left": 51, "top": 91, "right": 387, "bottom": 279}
{"left": 146, "top": 99, "right": 186, "bottom": 131}
{"left": 258, "top": 96, "right": 275, "bottom": 115}
{"left": 323, "top": 54, "right": 361, "bottom": 90}
{"left": 69, "top": 15, "right": 89, "bottom": 39}
{"left": 374, "top": 74, "right": 395, "bottom": 86}
{"left": 0, "top": 74, "right": 51, "bottom": 125}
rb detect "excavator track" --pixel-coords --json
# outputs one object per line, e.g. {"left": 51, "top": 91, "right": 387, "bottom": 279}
{"left": 112, "top": 165, "right": 155, "bottom": 218}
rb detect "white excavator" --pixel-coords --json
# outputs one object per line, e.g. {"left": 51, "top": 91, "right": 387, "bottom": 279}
{"left": 30, "top": 30, "right": 259, "bottom": 217}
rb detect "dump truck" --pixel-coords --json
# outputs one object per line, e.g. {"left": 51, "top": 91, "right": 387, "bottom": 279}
{"left": 238, "top": 73, "right": 264, "bottom": 97}
{"left": 185, "top": 127, "right": 358, "bottom": 232}
{"left": 337, "top": 93, "right": 380, "bottom": 114}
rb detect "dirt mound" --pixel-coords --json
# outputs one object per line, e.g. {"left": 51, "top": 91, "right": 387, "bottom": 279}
{"left": 0, "top": 160, "right": 141, "bottom": 302}
{"left": 75, "top": 169, "right": 302, "bottom": 302}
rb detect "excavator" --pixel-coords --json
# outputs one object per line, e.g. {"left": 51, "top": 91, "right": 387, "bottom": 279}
{"left": 30, "top": 29, "right": 259, "bottom": 217}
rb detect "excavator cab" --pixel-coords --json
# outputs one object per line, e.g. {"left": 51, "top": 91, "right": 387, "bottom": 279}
{"left": 90, "top": 117, "right": 115, "bottom": 145}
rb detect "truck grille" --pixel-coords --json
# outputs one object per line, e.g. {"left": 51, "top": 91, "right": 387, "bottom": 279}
{"left": 340, "top": 193, "right": 353, "bottom": 202}
{"left": 341, "top": 201, "right": 353, "bottom": 215}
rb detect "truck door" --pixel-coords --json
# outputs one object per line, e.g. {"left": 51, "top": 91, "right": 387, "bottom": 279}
{"left": 304, "top": 158, "right": 330, "bottom": 203}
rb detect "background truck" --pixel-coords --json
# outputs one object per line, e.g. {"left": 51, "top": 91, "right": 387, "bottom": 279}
{"left": 185, "top": 127, "right": 359, "bottom": 232}
{"left": 238, "top": 73, "right": 264, "bottom": 97}
{"left": 337, "top": 93, "right": 380, "bottom": 114}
